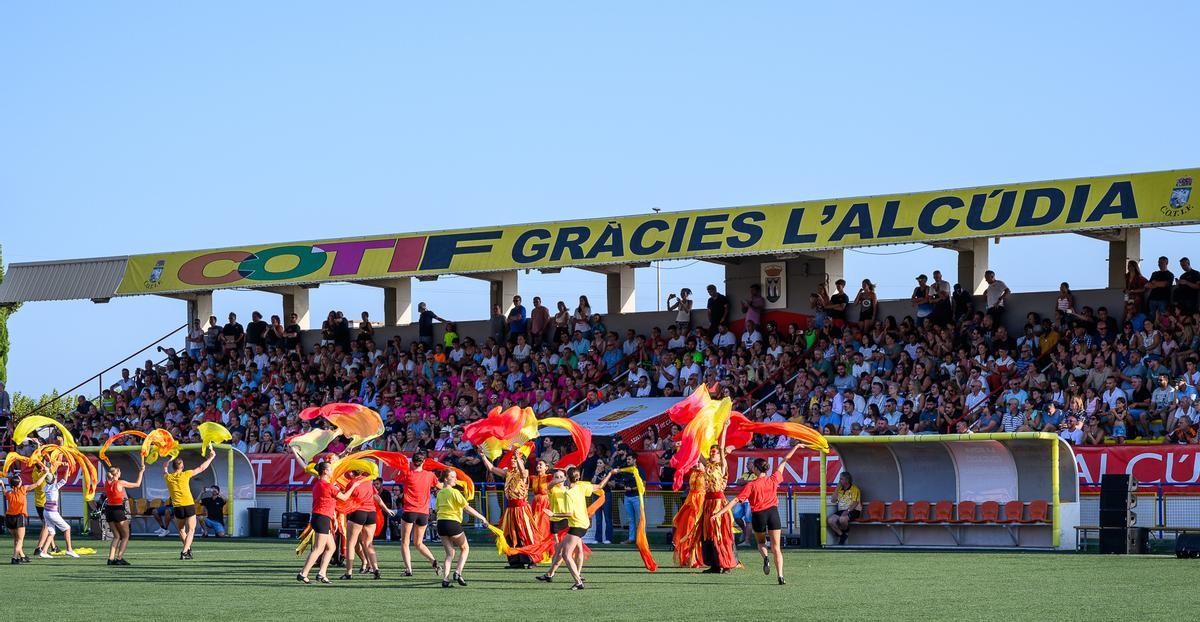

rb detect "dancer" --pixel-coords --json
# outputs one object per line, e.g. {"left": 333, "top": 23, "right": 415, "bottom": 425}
{"left": 482, "top": 450, "right": 540, "bottom": 567}
{"left": 163, "top": 442, "right": 217, "bottom": 560}
{"left": 398, "top": 452, "right": 442, "bottom": 576}
{"left": 434, "top": 469, "right": 491, "bottom": 588}
{"left": 714, "top": 444, "right": 801, "bottom": 585}
{"left": 31, "top": 461, "right": 57, "bottom": 558}
{"left": 296, "top": 459, "right": 365, "bottom": 584}
{"left": 341, "top": 471, "right": 393, "bottom": 580}
{"left": 104, "top": 460, "right": 145, "bottom": 566}
{"left": 2, "top": 465, "right": 47, "bottom": 564}
{"left": 536, "top": 465, "right": 612, "bottom": 590}
{"left": 528, "top": 458, "right": 552, "bottom": 538}
{"left": 37, "top": 466, "right": 81, "bottom": 558}
{"left": 672, "top": 462, "right": 708, "bottom": 567}
{"left": 697, "top": 423, "right": 738, "bottom": 573}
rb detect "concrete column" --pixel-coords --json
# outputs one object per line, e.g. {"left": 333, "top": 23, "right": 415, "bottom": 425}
{"left": 1108, "top": 229, "right": 1141, "bottom": 289}
{"left": 955, "top": 237, "right": 990, "bottom": 295}
{"left": 365, "top": 278, "right": 412, "bottom": 326}
{"left": 463, "top": 271, "right": 520, "bottom": 315}
{"left": 186, "top": 292, "right": 213, "bottom": 325}
{"left": 255, "top": 285, "right": 312, "bottom": 329}
{"left": 605, "top": 265, "right": 637, "bottom": 315}
{"left": 810, "top": 250, "right": 845, "bottom": 287}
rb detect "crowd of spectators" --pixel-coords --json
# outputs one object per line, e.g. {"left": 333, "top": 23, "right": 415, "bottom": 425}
{"left": 5, "top": 255, "right": 1200, "bottom": 484}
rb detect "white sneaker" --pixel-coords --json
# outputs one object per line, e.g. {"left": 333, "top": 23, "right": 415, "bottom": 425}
{"left": 39, "top": 551, "right": 52, "bottom": 558}
{"left": 157, "top": 528, "right": 169, "bottom": 537}
{"left": 65, "top": 551, "right": 79, "bottom": 558}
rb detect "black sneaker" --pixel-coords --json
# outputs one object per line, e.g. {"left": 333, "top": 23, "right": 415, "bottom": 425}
{"left": 762, "top": 555, "right": 770, "bottom": 575}
{"left": 117, "top": 559, "right": 131, "bottom": 566}
{"left": 316, "top": 575, "right": 331, "bottom": 584}
{"left": 10, "top": 558, "right": 20, "bottom": 565}
{"left": 778, "top": 577, "right": 787, "bottom": 586}
{"left": 403, "top": 570, "right": 413, "bottom": 577}
{"left": 454, "top": 572, "right": 467, "bottom": 586}
{"left": 837, "top": 533, "right": 848, "bottom": 546}
{"left": 107, "top": 559, "right": 115, "bottom": 566}
{"left": 338, "top": 573, "right": 353, "bottom": 580}
{"left": 33, "top": 548, "right": 42, "bottom": 557}
{"left": 570, "top": 582, "right": 585, "bottom": 590}
{"left": 535, "top": 574, "right": 554, "bottom": 582}
{"left": 20, "top": 556, "right": 30, "bottom": 563}
{"left": 431, "top": 560, "right": 441, "bottom": 574}
{"left": 441, "top": 580, "right": 452, "bottom": 588}
{"left": 371, "top": 569, "right": 381, "bottom": 580}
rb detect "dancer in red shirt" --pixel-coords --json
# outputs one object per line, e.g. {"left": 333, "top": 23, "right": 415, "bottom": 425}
{"left": 714, "top": 444, "right": 800, "bottom": 585}
{"left": 398, "top": 452, "right": 442, "bottom": 577}
{"left": 296, "top": 457, "right": 365, "bottom": 584}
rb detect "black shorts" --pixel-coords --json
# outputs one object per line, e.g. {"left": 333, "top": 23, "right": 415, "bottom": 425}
{"left": 550, "top": 519, "right": 568, "bottom": 533}
{"left": 173, "top": 506, "right": 197, "bottom": 520}
{"left": 751, "top": 508, "right": 782, "bottom": 533}
{"left": 833, "top": 509, "right": 861, "bottom": 520}
{"left": 566, "top": 527, "right": 588, "bottom": 538}
{"left": 436, "top": 520, "right": 463, "bottom": 538}
{"left": 348, "top": 510, "right": 377, "bottom": 526}
{"left": 36, "top": 507, "right": 44, "bottom": 519}
{"left": 401, "top": 511, "right": 429, "bottom": 526}
{"left": 311, "top": 514, "right": 333, "bottom": 535}
{"left": 105, "top": 505, "right": 129, "bottom": 523}
{"left": 4, "top": 515, "right": 26, "bottom": 530}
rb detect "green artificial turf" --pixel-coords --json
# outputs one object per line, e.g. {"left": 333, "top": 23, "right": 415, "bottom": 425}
{"left": 2, "top": 537, "right": 1190, "bottom": 621}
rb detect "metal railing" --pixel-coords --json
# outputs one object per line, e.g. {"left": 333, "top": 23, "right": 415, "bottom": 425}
{"left": 22, "top": 323, "right": 187, "bottom": 420}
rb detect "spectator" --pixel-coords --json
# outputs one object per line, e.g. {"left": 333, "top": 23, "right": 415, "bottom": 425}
{"left": 826, "top": 279, "right": 849, "bottom": 328}
{"left": 529, "top": 296, "right": 550, "bottom": 348}
{"left": 826, "top": 472, "right": 861, "bottom": 546}
{"left": 199, "top": 486, "right": 227, "bottom": 538}
{"left": 705, "top": 284, "right": 730, "bottom": 337}
{"left": 417, "top": 302, "right": 447, "bottom": 347}
{"left": 983, "top": 270, "right": 1010, "bottom": 323}
{"left": 667, "top": 288, "right": 693, "bottom": 333}
{"left": 506, "top": 295, "right": 528, "bottom": 344}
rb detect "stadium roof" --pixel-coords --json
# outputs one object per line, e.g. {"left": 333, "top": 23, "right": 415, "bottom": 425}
{"left": 2, "top": 167, "right": 1196, "bottom": 304}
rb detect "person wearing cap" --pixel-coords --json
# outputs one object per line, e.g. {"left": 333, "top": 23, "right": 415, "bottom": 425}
{"left": 911, "top": 274, "right": 934, "bottom": 320}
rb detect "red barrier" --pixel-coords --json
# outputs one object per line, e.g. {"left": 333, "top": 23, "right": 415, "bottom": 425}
{"left": 45, "top": 444, "right": 1196, "bottom": 492}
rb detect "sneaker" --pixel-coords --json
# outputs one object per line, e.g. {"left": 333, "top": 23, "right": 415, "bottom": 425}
{"left": 117, "top": 559, "right": 131, "bottom": 566}
{"left": 441, "top": 580, "right": 452, "bottom": 588}
{"left": 33, "top": 548, "right": 42, "bottom": 556}
{"left": 156, "top": 528, "right": 168, "bottom": 537}
{"left": 403, "top": 570, "right": 413, "bottom": 577}
{"left": 50, "top": 544, "right": 60, "bottom": 553}
{"left": 65, "top": 551, "right": 79, "bottom": 558}
{"left": 762, "top": 555, "right": 770, "bottom": 575}
{"left": 107, "top": 559, "right": 116, "bottom": 566}
{"left": 20, "top": 556, "right": 30, "bottom": 563}
{"left": 39, "top": 550, "right": 52, "bottom": 559}
{"left": 837, "top": 532, "right": 848, "bottom": 546}
{"left": 10, "top": 558, "right": 20, "bottom": 565}
{"left": 535, "top": 574, "right": 553, "bottom": 582}
{"left": 778, "top": 577, "right": 787, "bottom": 586}
{"left": 570, "top": 582, "right": 585, "bottom": 590}
{"left": 454, "top": 572, "right": 467, "bottom": 587}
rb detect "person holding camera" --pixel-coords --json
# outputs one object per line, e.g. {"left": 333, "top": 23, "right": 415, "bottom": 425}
{"left": 668, "top": 288, "right": 694, "bottom": 332}
{"left": 199, "top": 486, "right": 227, "bottom": 538}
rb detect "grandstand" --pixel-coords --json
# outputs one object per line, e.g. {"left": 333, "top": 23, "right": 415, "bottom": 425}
{"left": 3, "top": 167, "right": 1200, "bottom": 551}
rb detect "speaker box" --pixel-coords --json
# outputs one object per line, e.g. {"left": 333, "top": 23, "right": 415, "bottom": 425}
{"left": 1099, "top": 508, "right": 1136, "bottom": 529}
{"left": 1176, "top": 533, "right": 1200, "bottom": 558}
{"left": 1099, "top": 527, "right": 1149, "bottom": 554}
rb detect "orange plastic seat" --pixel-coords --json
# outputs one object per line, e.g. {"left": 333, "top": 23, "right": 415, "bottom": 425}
{"left": 1024, "top": 500, "right": 1049, "bottom": 523}
{"left": 957, "top": 500, "right": 979, "bottom": 523}
{"left": 933, "top": 500, "right": 954, "bottom": 522}
{"left": 906, "top": 501, "right": 932, "bottom": 523}
{"left": 1000, "top": 500, "right": 1025, "bottom": 523}
{"left": 979, "top": 501, "right": 1001, "bottom": 522}
{"left": 886, "top": 500, "right": 908, "bottom": 522}
{"left": 859, "top": 500, "right": 885, "bottom": 522}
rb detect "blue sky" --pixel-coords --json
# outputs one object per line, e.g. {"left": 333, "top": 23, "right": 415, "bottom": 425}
{"left": 2, "top": 2, "right": 1198, "bottom": 397}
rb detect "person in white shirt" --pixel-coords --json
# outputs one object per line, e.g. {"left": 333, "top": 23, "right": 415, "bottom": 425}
{"left": 679, "top": 359, "right": 702, "bottom": 384}
{"left": 656, "top": 360, "right": 679, "bottom": 391}
{"left": 1101, "top": 377, "right": 1126, "bottom": 411}
{"left": 1166, "top": 395, "right": 1197, "bottom": 433}
{"left": 740, "top": 320, "right": 763, "bottom": 348}
{"left": 622, "top": 330, "right": 640, "bottom": 357}
{"left": 963, "top": 382, "right": 988, "bottom": 414}
{"left": 712, "top": 325, "right": 737, "bottom": 348}
{"left": 634, "top": 376, "right": 653, "bottom": 397}
{"left": 666, "top": 327, "right": 687, "bottom": 351}
{"left": 39, "top": 472, "right": 80, "bottom": 558}
{"left": 1058, "top": 415, "right": 1084, "bottom": 445}
{"left": 983, "top": 270, "right": 1010, "bottom": 320}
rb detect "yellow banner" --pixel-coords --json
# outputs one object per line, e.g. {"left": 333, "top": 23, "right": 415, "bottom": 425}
{"left": 118, "top": 168, "right": 1198, "bottom": 295}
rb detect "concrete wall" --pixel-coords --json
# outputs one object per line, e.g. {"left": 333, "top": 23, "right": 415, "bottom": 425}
{"left": 298, "top": 280, "right": 1129, "bottom": 349}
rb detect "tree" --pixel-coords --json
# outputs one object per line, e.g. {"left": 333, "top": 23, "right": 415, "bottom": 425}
{"left": 0, "top": 244, "right": 20, "bottom": 383}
